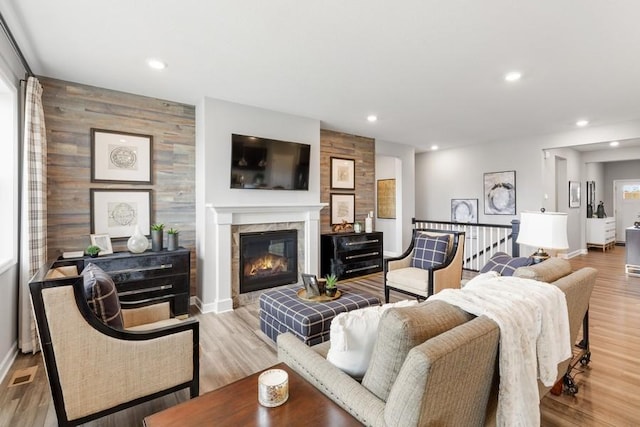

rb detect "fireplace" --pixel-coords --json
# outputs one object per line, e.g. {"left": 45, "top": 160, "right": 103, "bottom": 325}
{"left": 239, "top": 230, "right": 298, "bottom": 293}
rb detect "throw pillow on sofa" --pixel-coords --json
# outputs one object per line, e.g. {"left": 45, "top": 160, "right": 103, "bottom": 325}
{"left": 326, "top": 300, "right": 418, "bottom": 379}
{"left": 480, "top": 252, "right": 533, "bottom": 276}
{"left": 411, "top": 233, "right": 449, "bottom": 269}
{"left": 81, "top": 263, "right": 123, "bottom": 328}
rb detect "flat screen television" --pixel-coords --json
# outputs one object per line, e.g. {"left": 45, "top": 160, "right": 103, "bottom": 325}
{"left": 230, "top": 134, "right": 310, "bottom": 190}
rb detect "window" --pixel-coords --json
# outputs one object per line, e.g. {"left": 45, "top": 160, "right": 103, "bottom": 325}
{"left": 0, "top": 74, "right": 18, "bottom": 273}
{"left": 623, "top": 184, "right": 640, "bottom": 200}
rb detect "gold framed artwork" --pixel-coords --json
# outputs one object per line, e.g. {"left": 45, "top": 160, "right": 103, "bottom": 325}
{"left": 377, "top": 179, "right": 396, "bottom": 219}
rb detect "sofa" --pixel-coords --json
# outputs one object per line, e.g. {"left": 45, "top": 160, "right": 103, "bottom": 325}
{"left": 278, "top": 257, "right": 596, "bottom": 426}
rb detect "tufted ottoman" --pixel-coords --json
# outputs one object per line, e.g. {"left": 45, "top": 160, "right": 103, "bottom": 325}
{"left": 259, "top": 287, "right": 381, "bottom": 346}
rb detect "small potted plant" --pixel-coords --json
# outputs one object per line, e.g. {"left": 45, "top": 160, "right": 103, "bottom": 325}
{"left": 167, "top": 228, "right": 179, "bottom": 251}
{"left": 86, "top": 245, "right": 101, "bottom": 258}
{"left": 325, "top": 273, "right": 338, "bottom": 297}
{"left": 151, "top": 223, "right": 164, "bottom": 251}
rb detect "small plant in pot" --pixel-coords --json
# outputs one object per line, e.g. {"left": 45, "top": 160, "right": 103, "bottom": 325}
{"left": 167, "top": 228, "right": 179, "bottom": 251}
{"left": 86, "top": 245, "right": 101, "bottom": 258}
{"left": 151, "top": 223, "right": 164, "bottom": 251}
{"left": 325, "top": 274, "right": 338, "bottom": 297}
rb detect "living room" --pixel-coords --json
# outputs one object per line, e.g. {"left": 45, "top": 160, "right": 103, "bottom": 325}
{"left": 2, "top": 2, "right": 640, "bottom": 426}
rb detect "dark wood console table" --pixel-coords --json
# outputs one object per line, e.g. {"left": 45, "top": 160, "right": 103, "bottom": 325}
{"left": 321, "top": 231, "right": 383, "bottom": 280}
{"left": 143, "top": 363, "right": 361, "bottom": 427}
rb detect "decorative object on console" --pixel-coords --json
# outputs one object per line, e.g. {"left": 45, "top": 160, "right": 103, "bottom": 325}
{"left": 151, "top": 223, "right": 164, "bottom": 252}
{"left": 330, "top": 157, "right": 355, "bottom": 190}
{"left": 86, "top": 245, "right": 101, "bottom": 258}
{"left": 331, "top": 220, "right": 354, "bottom": 233}
{"left": 89, "top": 233, "right": 113, "bottom": 255}
{"left": 516, "top": 209, "right": 568, "bottom": 263}
{"left": 91, "top": 128, "right": 152, "bottom": 184}
{"left": 330, "top": 193, "right": 355, "bottom": 225}
{"left": 596, "top": 201, "right": 607, "bottom": 218}
{"left": 569, "top": 181, "right": 581, "bottom": 208}
{"left": 377, "top": 179, "right": 396, "bottom": 219}
{"left": 353, "top": 222, "right": 362, "bottom": 233}
{"left": 90, "top": 188, "right": 151, "bottom": 238}
{"left": 484, "top": 170, "right": 516, "bottom": 215}
{"left": 167, "top": 228, "right": 179, "bottom": 251}
{"left": 127, "top": 225, "right": 148, "bottom": 253}
{"left": 365, "top": 211, "right": 373, "bottom": 233}
{"left": 451, "top": 198, "right": 478, "bottom": 223}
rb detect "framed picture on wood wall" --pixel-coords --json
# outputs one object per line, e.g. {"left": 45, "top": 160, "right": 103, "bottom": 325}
{"left": 91, "top": 128, "right": 153, "bottom": 184}
{"left": 330, "top": 157, "right": 355, "bottom": 190}
{"left": 90, "top": 189, "right": 152, "bottom": 239}
{"left": 330, "top": 193, "right": 355, "bottom": 225}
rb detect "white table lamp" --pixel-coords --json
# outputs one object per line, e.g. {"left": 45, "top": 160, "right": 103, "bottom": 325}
{"left": 517, "top": 210, "right": 569, "bottom": 262}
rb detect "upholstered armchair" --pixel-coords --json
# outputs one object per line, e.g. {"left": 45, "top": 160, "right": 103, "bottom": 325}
{"left": 384, "top": 229, "right": 465, "bottom": 302}
{"left": 30, "top": 265, "right": 199, "bottom": 427}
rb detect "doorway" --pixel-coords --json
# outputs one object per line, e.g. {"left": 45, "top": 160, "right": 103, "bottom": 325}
{"left": 614, "top": 179, "right": 640, "bottom": 243}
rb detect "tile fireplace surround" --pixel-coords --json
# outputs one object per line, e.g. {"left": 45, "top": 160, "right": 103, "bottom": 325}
{"left": 198, "top": 204, "right": 326, "bottom": 313}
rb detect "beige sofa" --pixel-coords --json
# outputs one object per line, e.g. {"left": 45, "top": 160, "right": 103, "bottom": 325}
{"left": 278, "top": 258, "right": 596, "bottom": 426}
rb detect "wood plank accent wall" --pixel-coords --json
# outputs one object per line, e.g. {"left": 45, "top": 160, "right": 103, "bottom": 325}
{"left": 40, "top": 77, "right": 197, "bottom": 294}
{"left": 320, "top": 129, "right": 375, "bottom": 234}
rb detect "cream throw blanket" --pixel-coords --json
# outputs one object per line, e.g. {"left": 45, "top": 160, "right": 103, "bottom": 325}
{"left": 429, "top": 272, "right": 571, "bottom": 427}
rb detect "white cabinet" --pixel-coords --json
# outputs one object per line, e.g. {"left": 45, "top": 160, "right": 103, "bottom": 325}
{"left": 586, "top": 218, "right": 616, "bottom": 251}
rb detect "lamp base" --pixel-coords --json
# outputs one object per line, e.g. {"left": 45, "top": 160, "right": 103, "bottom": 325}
{"left": 530, "top": 248, "right": 550, "bottom": 264}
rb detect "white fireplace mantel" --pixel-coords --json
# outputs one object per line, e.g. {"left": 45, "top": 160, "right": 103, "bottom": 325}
{"left": 197, "top": 203, "right": 327, "bottom": 314}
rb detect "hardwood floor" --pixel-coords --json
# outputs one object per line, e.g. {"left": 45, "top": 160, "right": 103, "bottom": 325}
{"left": 1, "top": 247, "right": 639, "bottom": 426}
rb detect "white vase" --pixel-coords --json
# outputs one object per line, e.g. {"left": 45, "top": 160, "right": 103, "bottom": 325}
{"left": 127, "top": 226, "right": 149, "bottom": 253}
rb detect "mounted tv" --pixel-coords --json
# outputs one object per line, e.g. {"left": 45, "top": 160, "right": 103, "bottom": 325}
{"left": 230, "top": 134, "right": 310, "bottom": 190}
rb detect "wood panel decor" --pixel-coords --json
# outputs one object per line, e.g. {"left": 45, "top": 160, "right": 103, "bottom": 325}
{"left": 320, "top": 130, "right": 375, "bottom": 234}
{"left": 377, "top": 179, "right": 396, "bottom": 219}
{"left": 41, "top": 77, "right": 197, "bottom": 294}
{"left": 91, "top": 128, "right": 152, "bottom": 184}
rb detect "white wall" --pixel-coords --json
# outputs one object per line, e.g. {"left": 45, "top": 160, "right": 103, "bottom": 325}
{"left": 375, "top": 139, "right": 415, "bottom": 252}
{"left": 195, "top": 97, "right": 321, "bottom": 310}
{"left": 415, "top": 119, "right": 640, "bottom": 256}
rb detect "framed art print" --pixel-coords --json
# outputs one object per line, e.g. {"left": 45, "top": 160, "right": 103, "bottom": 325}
{"left": 301, "top": 273, "right": 320, "bottom": 297}
{"left": 90, "top": 189, "right": 151, "bottom": 239}
{"left": 377, "top": 179, "right": 396, "bottom": 219}
{"left": 330, "top": 157, "right": 355, "bottom": 190}
{"left": 91, "top": 128, "right": 153, "bottom": 184}
{"left": 451, "top": 199, "right": 478, "bottom": 223}
{"left": 330, "top": 193, "right": 355, "bottom": 225}
{"left": 569, "top": 181, "right": 581, "bottom": 208}
{"left": 89, "top": 233, "right": 113, "bottom": 255}
{"left": 484, "top": 170, "right": 516, "bottom": 215}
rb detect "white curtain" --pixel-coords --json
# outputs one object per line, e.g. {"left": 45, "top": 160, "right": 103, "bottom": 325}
{"left": 18, "top": 76, "right": 47, "bottom": 353}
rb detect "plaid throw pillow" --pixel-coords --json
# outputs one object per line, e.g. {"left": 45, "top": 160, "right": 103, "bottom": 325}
{"left": 81, "top": 263, "right": 123, "bottom": 328}
{"left": 480, "top": 252, "right": 534, "bottom": 276}
{"left": 411, "top": 234, "right": 449, "bottom": 269}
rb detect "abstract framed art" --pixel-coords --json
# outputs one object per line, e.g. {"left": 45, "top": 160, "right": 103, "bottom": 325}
{"left": 569, "top": 181, "right": 581, "bottom": 208}
{"left": 451, "top": 199, "right": 478, "bottom": 223}
{"left": 90, "top": 189, "right": 152, "bottom": 239}
{"left": 91, "top": 128, "right": 153, "bottom": 184}
{"left": 484, "top": 170, "right": 516, "bottom": 215}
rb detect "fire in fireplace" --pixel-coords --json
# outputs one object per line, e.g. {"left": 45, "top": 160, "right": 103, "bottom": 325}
{"left": 239, "top": 230, "right": 298, "bottom": 293}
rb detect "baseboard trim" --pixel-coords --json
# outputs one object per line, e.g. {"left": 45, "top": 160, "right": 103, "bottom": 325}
{"left": 0, "top": 342, "right": 18, "bottom": 385}
{"left": 195, "top": 297, "right": 233, "bottom": 314}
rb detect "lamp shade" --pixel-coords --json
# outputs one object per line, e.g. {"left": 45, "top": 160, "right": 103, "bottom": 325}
{"left": 516, "top": 211, "right": 569, "bottom": 250}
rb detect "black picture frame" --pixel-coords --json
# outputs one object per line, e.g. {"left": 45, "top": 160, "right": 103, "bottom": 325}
{"left": 451, "top": 198, "right": 479, "bottom": 223}
{"left": 330, "top": 157, "right": 355, "bottom": 190}
{"left": 301, "top": 273, "right": 320, "bottom": 297}
{"left": 91, "top": 128, "right": 153, "bottom": 184}
{"left": 330, "top": 193, "right": 356, "bottom": 225}
{"left": 90, "top": 188, "right": 152, "bottom": 239}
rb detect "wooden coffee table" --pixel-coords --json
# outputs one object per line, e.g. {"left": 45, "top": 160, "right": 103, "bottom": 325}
{"left": 143, "top": 363, "right": 362, "bottom": 426}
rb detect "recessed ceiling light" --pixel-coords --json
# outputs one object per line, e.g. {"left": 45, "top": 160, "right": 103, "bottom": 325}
{"left": 147, "top": 58, "right": 167, "bottom": 70}
{"left": 609, "top": 141, "right": 620, "bottom": 147}
{"left": 504, "top": 71, "right": 522, "bottom": 82}
{"left": 367, "top": 115, "right": 378, "bottom": 123}
{"left": 576, "top": 119, "right": 589, "bottom": 127}
{"left": 431, "top": 145, "right": 439, "bottom": 151}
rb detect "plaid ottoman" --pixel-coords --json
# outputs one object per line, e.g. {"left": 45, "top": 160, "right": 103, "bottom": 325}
{"left": 259, "top": 287, "right": 381, "bottom": 346}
